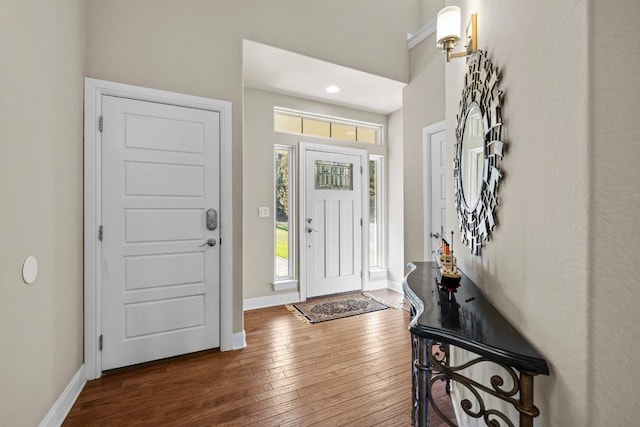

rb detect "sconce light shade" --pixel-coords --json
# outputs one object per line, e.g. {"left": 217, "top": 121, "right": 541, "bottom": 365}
{"left": 436, "top": 6, "right": 461, "bottom": 49}
{"left": 436, "top": 6, "right": 478, "bottom": 62}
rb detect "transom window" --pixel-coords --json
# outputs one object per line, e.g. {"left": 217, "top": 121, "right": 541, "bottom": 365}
{"left": 274, "top": 108, "right": 382, "bottom": 145}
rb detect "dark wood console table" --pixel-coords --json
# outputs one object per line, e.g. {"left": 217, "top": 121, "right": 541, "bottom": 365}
{"left": 403, "top": 262, "right": 549, "bottom": 427}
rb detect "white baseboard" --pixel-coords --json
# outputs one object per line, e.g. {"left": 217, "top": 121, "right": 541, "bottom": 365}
{"left": 231, "top": 330, "right": 247, "bottom": 350}
{"left": 364, "top": 280, "right": 388, "bottom": 291}
{"left": 243, "top": 292, "right": 301, "bottom": 311}
{"left": 387, "top": 280, "right": 403, "bottom": 293}
{"left": 39, "top": 364, "right": 86, "bottom": 427}
{"left": 272, "top": 280, "right": 298, "bottom": 292}
{"left": 450, "top": 383, "right": 467, "bottom": 427}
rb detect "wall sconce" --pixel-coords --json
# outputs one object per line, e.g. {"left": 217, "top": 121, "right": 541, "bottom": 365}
{"left": 436, "top": 6, "right": 478, "bottom": 62}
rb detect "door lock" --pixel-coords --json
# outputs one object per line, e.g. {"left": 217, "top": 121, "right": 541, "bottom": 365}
{"left": 430, "top": 232, "right": 441, "bottom": 239}
{"left": 199, "top": 238, "right": 217, "bottom": 247}
{"left": 206, "top": 208, "right": 218, "bottom": 231}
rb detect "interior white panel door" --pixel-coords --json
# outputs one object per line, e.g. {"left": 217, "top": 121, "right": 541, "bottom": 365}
{"left": 305, "top": 149, "right": 362, "bottom": 298}
{"left": 430, "top": 129, "right": 448, "bottom": 254}
{"left": 101, "top": 95, "right": 220, "bottom": 371}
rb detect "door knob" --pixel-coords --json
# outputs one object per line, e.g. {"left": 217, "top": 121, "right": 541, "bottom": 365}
{"left": 307, "top": 227, "right": 319, "bottom": 234}
{"left": 430, "top": 232, "right": 441, "bottom": 239}
{"left": 199, "top": 238, "right": 217, "bottom": 247}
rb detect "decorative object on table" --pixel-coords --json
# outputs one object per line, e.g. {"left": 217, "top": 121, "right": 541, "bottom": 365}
{"left": 435, "top": 231, "right": 462, "bottom": 292}
{"left": 287, "top": 292, "right": 389, "bottom": 324}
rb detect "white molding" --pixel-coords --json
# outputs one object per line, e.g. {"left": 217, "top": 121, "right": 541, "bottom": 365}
{"left": 83, "top": 78, "right": 234, "bottom": 380}
{"left": 39, "top": 365, "right": 86, "bottom": 427}
{"left": 368, "top": 268, "right": 388, "bottom": 280}
{"left": 218, "top": 86, "right": 234, "bottom": 355}
{"left": 451, "top": 396, "right": 467, "bottom": 427}
{"left": 387, "top": 280, "right": 404, "bottom": 294}
{"left": 274, "top": 107, "right": 384, "bottom": 143}
{"left": 274, "top": 144, "right": 296, "bottom": 280}
{"left": 243, "top": 292, "right": 302, "bottom": 311}
{"left": 407, "top": 18, "right": 437, "bottom": 50}
{"left": 272, "top": 280, "right": 298, "bottom": 292}
{"left": 369, "top": 155, "right": 386, "bottom": 272}
{"left": 364, "top": 280, "right": 388, "bottom": 292}
{"left": 299, "top": 142, "right": 368, "bottom": 300}
{"left": 423, "top": 121, "right": 447, "bottom": 261}
{"left": 448, "top": 351, "right": 468, "bottom": 427}
{"left": 231, "top": 331, "right": 247, "bottom": 350}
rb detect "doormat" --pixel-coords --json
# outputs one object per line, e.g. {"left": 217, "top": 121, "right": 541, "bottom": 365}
{"left": 287, "top": 292, "right": 390, "bottom": 324}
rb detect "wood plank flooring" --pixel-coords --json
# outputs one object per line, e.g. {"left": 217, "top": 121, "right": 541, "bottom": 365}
{"left": 64, "top": 290, "right": 454, "bottom": 426}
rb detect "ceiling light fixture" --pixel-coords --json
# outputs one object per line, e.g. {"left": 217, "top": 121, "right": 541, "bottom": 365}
{"left": 325, "top": 85, "right": 341, "bottom": 94}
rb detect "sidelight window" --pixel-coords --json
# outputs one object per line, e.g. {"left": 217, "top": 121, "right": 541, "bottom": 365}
{"left": 275, "top": 146, "right": 295, "bottom": 280}
{"left": 369, "top": 156, "right": 384, "bottom": 269}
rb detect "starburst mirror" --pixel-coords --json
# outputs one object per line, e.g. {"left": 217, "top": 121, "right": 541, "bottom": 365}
{"left": 453, "top": 50, "right": 505, "bottom": 255}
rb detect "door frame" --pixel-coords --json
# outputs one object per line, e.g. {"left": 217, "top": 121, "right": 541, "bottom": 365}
{"left": 298, "top": 142, "right": 368, "bottom": 301}
{"left": 83, "top": 78, "right": 233, "bottom": 380}
{"left": 423, "top": 121, "right": 447, "bottom": 260}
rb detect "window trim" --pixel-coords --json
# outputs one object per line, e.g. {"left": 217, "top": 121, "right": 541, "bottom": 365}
{"left": 274, "top": 107, "right": 384, "bottom": 146}
{"left": 274, "top": 145, "right": 296, "bottom": 282}
{"left": 368, "top": 155, "right": 385, "bottom": 271}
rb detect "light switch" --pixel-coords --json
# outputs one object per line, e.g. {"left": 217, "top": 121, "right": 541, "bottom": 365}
{"left": 258, "top": 206, "right": 270, "bottom": 217}
{"left": 22, "top": 256, "right": 38, "bottom": 284}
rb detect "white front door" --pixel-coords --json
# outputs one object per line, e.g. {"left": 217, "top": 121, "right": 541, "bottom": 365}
{"left": 425, "top": 125, "right": 448, "bottom": 256}
{"left": 101, "top": 95, "right": 220, "bottom": 370}
{"left": 303, "top": 146, "right": 364, "bottom": 298}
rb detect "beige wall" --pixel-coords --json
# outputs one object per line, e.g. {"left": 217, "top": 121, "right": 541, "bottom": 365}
{"left": 0, "top": 0, "right": 86, "bottom": 425}
{"left": 243, "top": 87, "right": 387, "bottom": 300}
{"left": 427, "top": 0, "right": 590, "bottom": 425}
{"left": 5, "top": 1, "right": 636, "bottom": 425}
{"left": 397, "top": 3, "right": 446, "bottom": 277}
{"left": 589, "top": 0, "right": 640, "bottom": 424}
{"left": 407, "top": 1, "right": 640, "bottom": 425}
{"left": 419, "top": 0, "right": 444, "bottom": 27}
{"left": 386, "top": 109, "right": 405, "bottom": 285}
{"left": 402, "top": 33, "right": 446, "bottom": 262}
{"left": 86, "top": 0, "right": 421, "bottom": 331}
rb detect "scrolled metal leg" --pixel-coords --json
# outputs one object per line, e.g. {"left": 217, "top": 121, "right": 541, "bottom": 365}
{"left": 426, "top": 351, "right": 542, "bottom": 427}
{"left": 518, "top": 372, "right": 538, "bottom": 427}
{"left": 412, "top": 336, "right": 432, "bottom": 426}
{"left": 409, "top": 332, "right": 543, "bottom": 427}
{"left": 411, "top": 334, "right": 419, "bottom": 425}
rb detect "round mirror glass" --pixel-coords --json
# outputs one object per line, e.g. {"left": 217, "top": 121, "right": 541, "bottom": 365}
{"left": 461, "top": 102, "right": 484, "bottom": 208}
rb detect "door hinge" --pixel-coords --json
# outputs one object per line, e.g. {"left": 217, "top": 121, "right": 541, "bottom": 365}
{"left": 99, "top": 334, "right": 103, "bottom": 351}
{"left": 219, "top": 238, "right": 222, "bottom": 245}
{"left": 98, "top": 116, "right": 103, "bottom": 132}
{"left": 98, "top": 225, "right": 103, "bottom": 241}
{"left": 360, "top": 165, "right": 363, "bottom": 174}
{"left": 360, "top": 271, "right": 363, "bottom": 279}
{"left": 360, "top": 218, "right": 363, "bottom": 226}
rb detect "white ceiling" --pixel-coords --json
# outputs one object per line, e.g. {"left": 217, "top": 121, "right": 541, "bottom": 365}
{"left": 242, "top": 40, "right": 406, "bottom": 115}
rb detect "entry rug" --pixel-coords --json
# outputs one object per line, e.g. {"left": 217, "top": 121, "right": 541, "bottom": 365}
{"left": 287, "top": 292, "right": 390, "bottom": 324}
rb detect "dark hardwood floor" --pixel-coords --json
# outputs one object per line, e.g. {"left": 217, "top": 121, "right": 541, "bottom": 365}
{"left": 65, "top": 290, "right": 454, "bottom": 426}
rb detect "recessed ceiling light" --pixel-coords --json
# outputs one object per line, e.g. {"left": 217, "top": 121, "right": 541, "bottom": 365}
{"left": 325, "top": 85, "right": 341, "bottom": 94}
